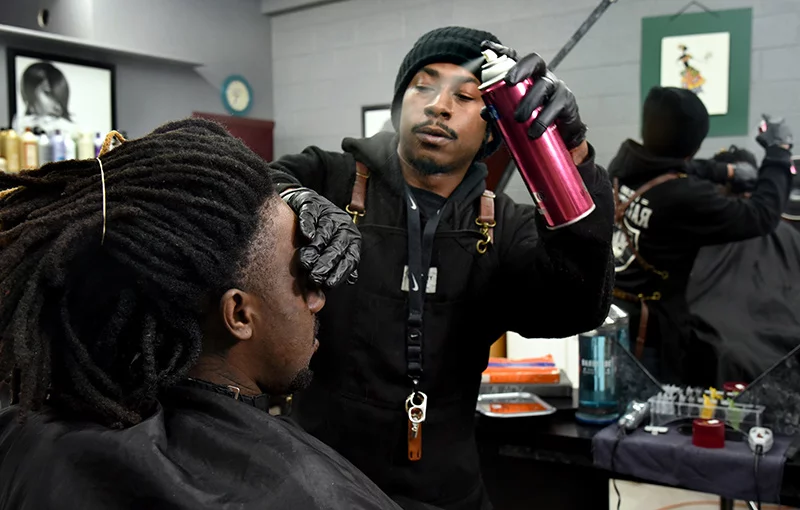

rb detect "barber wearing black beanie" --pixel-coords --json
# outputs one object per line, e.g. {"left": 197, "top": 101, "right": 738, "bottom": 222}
{"left": 267, "top": 26, "right": 615, "bottom": 510}
{"left": 609, "top": 85, "right": 794, "bottom": 386}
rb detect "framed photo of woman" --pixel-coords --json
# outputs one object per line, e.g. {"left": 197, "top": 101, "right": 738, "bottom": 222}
{"left": 6, "top": 49, "right": 116, "bottom": 139}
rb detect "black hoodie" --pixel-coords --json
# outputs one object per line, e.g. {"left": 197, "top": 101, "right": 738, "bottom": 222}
{"left": 267, "top": 132, "right": 614, "bottom": 509}
{"left": 608, "top": 139, "right": 793, "bottom": 384}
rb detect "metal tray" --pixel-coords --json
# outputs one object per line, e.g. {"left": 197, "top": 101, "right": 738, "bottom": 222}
{"left": 476, "top": 391, "right": 557, "bottom": 418}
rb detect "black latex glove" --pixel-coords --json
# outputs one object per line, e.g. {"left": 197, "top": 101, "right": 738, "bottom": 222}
{"left": 280, "top": 187, "right": 361, "bottom": 288}
{"left": 480, "top": 41, "right": 587, "bottom": 150}
{"left": 729, "top": 161, "right": 759, "bottom": 194}
{"left": 756, "top": 114, "right": 794, "bottom": 149}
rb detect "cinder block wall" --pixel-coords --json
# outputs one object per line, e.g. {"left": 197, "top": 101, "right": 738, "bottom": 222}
{"left": 271, "top": 0, "right": 799, "bottom": 204}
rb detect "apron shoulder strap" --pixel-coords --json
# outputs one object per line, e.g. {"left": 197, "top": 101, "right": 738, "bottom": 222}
{"left": 476, "top": 188, "right": 496, "bottom": 254}
{"left": 345, "top": 161, "right": 498, "bottom": 251}
{"left": 613, "top": 173, "right": 682, "bottom": 223}
{"left": 613, "top": 173, "right": 684, "bottom": 279}
{"left": 346, "top": 161, "right": 370, "bottom": 224}
{"left": 612, "top": 173, "right": 684, "bottom": 361}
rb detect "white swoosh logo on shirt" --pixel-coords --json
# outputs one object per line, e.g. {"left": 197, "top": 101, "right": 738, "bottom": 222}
{"left": 410, "top": 274, "right": 419, "bottom": 292}
{"left": 410, "top": 197, "right": 417, "bottom": 210}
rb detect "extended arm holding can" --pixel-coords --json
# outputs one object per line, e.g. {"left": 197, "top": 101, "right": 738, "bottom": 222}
{"left": 479, "top": 41, "right": 615, "bottom": 338}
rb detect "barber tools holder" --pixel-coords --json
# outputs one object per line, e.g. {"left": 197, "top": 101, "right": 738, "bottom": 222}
{"left": 649, "top": 385, "right": 764, "bottom": 433}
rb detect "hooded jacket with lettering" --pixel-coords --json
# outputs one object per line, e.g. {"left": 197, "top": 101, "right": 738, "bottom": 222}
{"left": 609, "top": 139, "right": 793, "bottom": 384}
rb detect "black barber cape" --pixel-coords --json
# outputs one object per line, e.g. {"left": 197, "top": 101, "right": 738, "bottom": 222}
{"left": 687, "top": 221, "right": 800, "bottom": 383}
{"left": 267, "top": 132, "right": 614, "bottom": 510}
{"left": 609, "top": 140, "right": 792, "bottom": 385}
{"left": 0, "top": 383, "right": 405, "bottom": 510}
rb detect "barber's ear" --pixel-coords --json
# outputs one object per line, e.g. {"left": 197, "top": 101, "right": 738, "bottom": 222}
{"left": 220, "top": 289, "right": 255, "bottom": 341}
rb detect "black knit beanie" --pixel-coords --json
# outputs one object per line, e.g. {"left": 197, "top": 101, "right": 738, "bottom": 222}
{"left": 642, "top": 86, "right": 710, "bottom": 159}
{"left": 392, "top": 26, "right": 503, "bottom": 158}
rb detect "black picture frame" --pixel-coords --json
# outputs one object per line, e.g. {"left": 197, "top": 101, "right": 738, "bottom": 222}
{"left": 361, "top": 104, "right": 393, "bottom": 138}
{"left": 6, "top": 48, "right": 117, "bottom": 135}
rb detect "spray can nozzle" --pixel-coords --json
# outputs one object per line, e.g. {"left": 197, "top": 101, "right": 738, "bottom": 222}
{"left": 482, "top": 48, "right": 499, "bottom": 63}
{"left": 479, "top": 49, "right": 517, "bottom": 90}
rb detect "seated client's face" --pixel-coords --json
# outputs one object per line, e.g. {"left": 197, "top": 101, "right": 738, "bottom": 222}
{"left": 236, "top": 199, "right": 326, "bottom": 395}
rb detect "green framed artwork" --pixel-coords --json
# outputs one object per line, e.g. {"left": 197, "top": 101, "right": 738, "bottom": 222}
{"left": 641, "top": 8, "right": 752, "bottom": 137}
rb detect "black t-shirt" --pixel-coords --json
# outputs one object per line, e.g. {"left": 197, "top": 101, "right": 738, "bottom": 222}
{"left": 410, "top": 185, "right": 446, "bottom": 222}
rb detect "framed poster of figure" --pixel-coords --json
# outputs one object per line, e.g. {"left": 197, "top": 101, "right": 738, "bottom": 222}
{"left": 362, "top": 105, "right": 393, "bottom": 138}
{"left": 6, "top": 49, "right": 116, "bottom": 140}
{"left": 640, "top": 8, "right": 752, "bottom": 137}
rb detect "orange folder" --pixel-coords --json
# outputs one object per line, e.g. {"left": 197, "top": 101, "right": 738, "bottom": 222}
{"left": 481, "top": 355, "right": 561, "bottom": 384}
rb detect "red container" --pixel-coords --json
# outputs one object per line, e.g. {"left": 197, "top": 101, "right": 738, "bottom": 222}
{"left": 723, "top": 382, "right": 747, "bottom": 394}
{"left": 692, "top": 419, "right": 725, "bottom": 449}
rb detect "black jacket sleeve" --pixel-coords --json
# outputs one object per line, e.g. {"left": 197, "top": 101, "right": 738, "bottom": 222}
{"left": 267, "top": 146, "right": 356, "bottom": 205}
{"left": 493, "top": 144, "right": 615, "bottom": 339}
{"left": 671, "top": 146, "right": 793, "bottom": 246}
{"left": 686, "top": 159, "right": 729, "bottom": 184}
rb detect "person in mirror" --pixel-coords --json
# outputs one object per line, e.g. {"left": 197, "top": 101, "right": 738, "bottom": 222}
{"left": 0, "top": 118, "right": 410, "bottom": 510}
{"left": 782, "top": 158, "right": 800, "bottom": 232}
{"left": 687, "top": 146, "right": 800, "bottom": 384}
{"left": 609, "top": 85, "right": 794, "bottom": 386}
{"left": 266, "top": 27, "right": 615, "bottom": 510}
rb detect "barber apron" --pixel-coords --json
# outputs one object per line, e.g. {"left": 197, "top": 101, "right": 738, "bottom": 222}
{"left": 612, "top": 173, "right": 716, "bottom": 386}
{"left": 292, "top": 163, "right": 498, "bottom": 510}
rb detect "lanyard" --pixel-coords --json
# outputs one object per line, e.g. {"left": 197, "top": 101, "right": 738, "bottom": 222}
{"left": 403, "top": 168, "right": 485, "bottom": 390}
{"left": 404, "top": 186, "right": 442, "bottom": 389}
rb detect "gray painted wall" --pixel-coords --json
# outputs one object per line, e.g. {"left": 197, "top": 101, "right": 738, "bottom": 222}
{"left": 270, "top": 0, "right": 800, "bottom": 204}
{"left": 0, "top": 0, "right": 273, "bottom": 138}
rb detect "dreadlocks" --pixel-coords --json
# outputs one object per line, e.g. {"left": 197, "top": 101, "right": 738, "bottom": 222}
{"left": 0, "top": 118, "right": 277, "bottom": 428}
{"left": 711, "top": 145, "right": 758, "bottom": 168}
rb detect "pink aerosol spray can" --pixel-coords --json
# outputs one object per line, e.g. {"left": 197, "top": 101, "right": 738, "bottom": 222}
{"left": 479, "top": 49, "right": 595, "bottom": 228}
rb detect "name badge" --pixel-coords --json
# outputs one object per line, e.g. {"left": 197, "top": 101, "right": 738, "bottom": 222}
{"left": 401, "top": 265, "right": 437, "bottom": 294}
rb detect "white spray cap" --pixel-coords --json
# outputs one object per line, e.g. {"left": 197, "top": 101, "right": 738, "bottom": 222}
{"left": 482, "top": 48, "right": 499, "bottom": 62}
{"left": 479, "top": 48, "right": 517, "bottom": 90}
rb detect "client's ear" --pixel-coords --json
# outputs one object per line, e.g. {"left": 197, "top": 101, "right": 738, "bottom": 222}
{"left": 220, "top": 289, "right": 256, "bottom": 341}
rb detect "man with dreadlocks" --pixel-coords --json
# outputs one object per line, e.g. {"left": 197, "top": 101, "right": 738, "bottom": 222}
{"left": 0, "top": 118, "right": 410, "bottom": 510}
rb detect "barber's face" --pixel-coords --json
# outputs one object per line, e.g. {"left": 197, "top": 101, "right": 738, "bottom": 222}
{"left": 398, "top": 63, "right": 489, "bottom": 174}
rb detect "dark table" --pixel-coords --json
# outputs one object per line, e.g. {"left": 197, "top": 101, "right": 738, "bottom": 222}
{"left": 475, "top": 393, "right": 800, "bottom": 510}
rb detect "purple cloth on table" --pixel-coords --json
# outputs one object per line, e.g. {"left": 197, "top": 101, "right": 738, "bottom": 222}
{"left": 592, "top": 424, "right": 791, "bottom": 503}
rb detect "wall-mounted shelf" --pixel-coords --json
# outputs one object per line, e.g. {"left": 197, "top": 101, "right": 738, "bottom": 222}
{"left": 0, "top": 23, "right": 202, "bottom": 67}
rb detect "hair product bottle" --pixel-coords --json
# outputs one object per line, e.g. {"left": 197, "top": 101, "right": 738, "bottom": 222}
{"left": 37, "top": 130, "right": 53, "bottom": 166}
{"left": 4, "top": 129, "right": 21, "bottom": 173}
{"left": 479, "top": 49, "right": 595, "bottom": 229}
{"left": 51, "top": 130, "right": 66, "bottom": 162}
{"left": 20, "top": 127, "right": 39, "bottom": 169}
{"left": 78, "top": 131, "right": 95, "bottom": 159}
{"left": 94, "top": 132, "right": 103, "bottom": 157}
{"left": 64, "top": 131, "right": 77, "bottom": 160}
